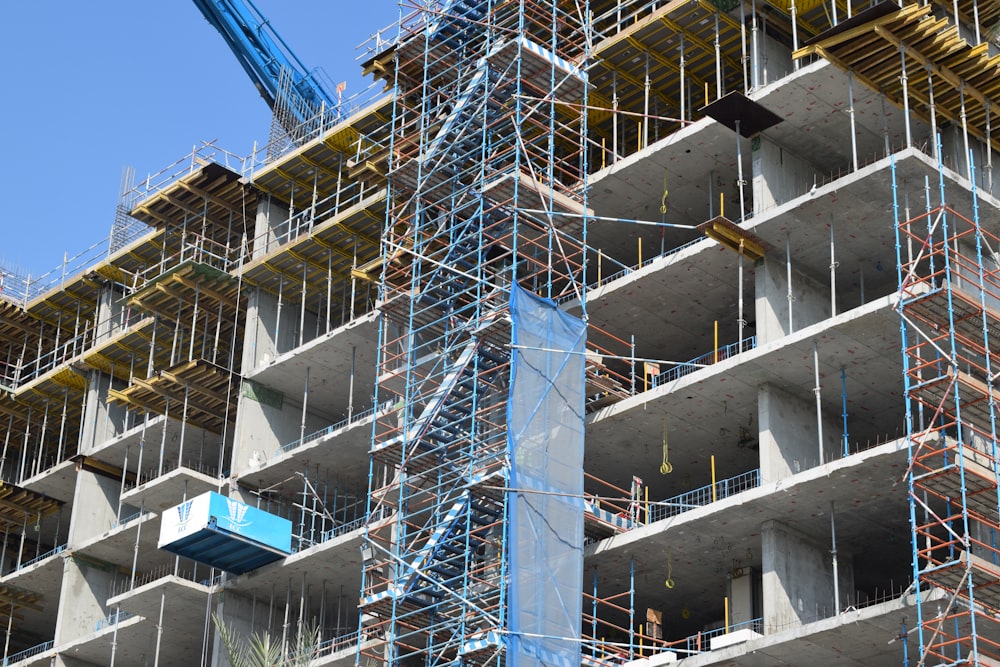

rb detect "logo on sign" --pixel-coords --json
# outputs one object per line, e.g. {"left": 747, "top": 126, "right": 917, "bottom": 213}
{"left": 177, "top": 501, "right": 193, "bottom": 525}
{"left": 226, "top": 499, "right": 251, "bottom": 530}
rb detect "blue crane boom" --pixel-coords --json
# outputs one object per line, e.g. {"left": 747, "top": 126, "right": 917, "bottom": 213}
{"left": 192, "top": 0, "right": 336, "bottom": 121}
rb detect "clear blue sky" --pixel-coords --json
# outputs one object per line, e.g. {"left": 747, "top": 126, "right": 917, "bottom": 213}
{"left": 0, "top": 1, "right": 400, "bottom": 279}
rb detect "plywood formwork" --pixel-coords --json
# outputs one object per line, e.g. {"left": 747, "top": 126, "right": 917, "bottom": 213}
{"left": 795, "top": 3, "right": 1000, "bottom": 154}
{"left": 108, "top": 358, "right": 238, "bottom": 434}
{"left": 129, "top": 162, "right": 257, "bottom": 255}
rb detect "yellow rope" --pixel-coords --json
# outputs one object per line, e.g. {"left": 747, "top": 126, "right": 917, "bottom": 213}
{"left": 660, "top": 172, "right": 669, "bottom": 214}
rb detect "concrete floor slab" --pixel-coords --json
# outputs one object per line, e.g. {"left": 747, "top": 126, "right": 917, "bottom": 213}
{"left": 586, "top": 439, "right": 911, "bottom": 644}
{"left": 586, "top": 293, "right": 903, "bottom": 500}
{"left": 21, "top": 458, "right": 77, "bottom": 504}
{"left": 246, "top": 311, "right": 380, "bottom": 422}
{"left": 226, "top": 525, "right": 366, "bottom": 614}
{"left": 237, "top": 408, "right": 376, "bottom": 493}
{"left": 0, "top": 551, "right": 63, "bottom": 655}
{"left": 121, "top": 467, "right": 221, "bottom": 513}
{"left": 107, "top": 575, "right": 212, "bottom": 636}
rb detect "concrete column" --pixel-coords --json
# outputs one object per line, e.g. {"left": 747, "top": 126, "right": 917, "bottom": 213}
{"left": 230, "top": 388, "right": 326, "bottom": 477}
{"left": 79, "top": 370, "right": 127, "bottom": 454}
{"left": 252, "top": 196, "right": 289, "bottom": 260}
{"left": 752, "top": 136, "right": 813, "bottom": 213}
{"left": 51, "top": 464, "right": 122, "bottom": 653}
{"left": 754, "top": 257, "right": 831, "bottom": 344}
{"left": 758, "top": 383, "right": 840, "bottom": 483}
{"left": 210, "top": 591, "right": 265, "bottom": 667}
{"left": 51, "top": 555, "right": 116, "bottom": 647}
{"left": 727, "top": 567, "right": 761, "bottom": 627}
{"left": 94, "top": 283, "right": 118, "bottom": 342}
{"left": 65, "top": 470, "right": 120, "bottom": 546}
{"left": 761, "top": 520, "right": 853, "bottom": 633}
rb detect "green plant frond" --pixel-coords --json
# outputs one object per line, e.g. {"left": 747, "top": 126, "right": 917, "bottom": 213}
{"left": 213, "top": 613, "right": 322, "bottom": 667}
{"left": 248, "top": 631, "right": 283, "bottom": 666}
{"left": 212, "top": 613, "right": 249, "bottom": 666}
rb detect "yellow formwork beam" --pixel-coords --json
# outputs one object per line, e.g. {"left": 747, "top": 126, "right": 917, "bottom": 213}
{"left": 0, "top": 481, "right": 62, "bottom": 527}
{"left": 794, "top": 2, "right": 1000, "bottom": 155}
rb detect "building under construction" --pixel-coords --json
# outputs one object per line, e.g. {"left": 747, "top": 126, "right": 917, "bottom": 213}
{"left": 2, "top": 0, "right": 1000, "bottom": 664}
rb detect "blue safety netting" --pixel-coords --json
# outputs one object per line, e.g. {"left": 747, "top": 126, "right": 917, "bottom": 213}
{"left": 507, "top": 284, "right": 586, "bottom": 667}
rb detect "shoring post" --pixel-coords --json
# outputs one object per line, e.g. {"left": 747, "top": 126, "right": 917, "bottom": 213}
{"left": 959, "top": 83, "right": 972, "bottom": 182}
{"left": 738, "top": 244, "right": 745, "bottom": 343}
{"left": 986, "top": 101, "right": 993, "bottom": 194}
{"left": 631, "top": 334, "right": 636, "bottom": 395}
{"left": 831, "top": 500, "right": 840, "bottom": 615}
{"left": 900, "top": 48, "right": 912, "bottom": 149}
{"left": 613, "top": 74, "right": 619, "bottom": 161}
{"left": 711, "top": 455, "right": 718, "bottom": 502}
{"left": 927, "top": 68, "right": 937, "bottom": 161}
{"left": 786, "top": 236, "right": 794, "bottom": 333}
{"left": 592, "top": 569, "right": 598, "bottom": 658}
{"left": 643, "top": 54, "right": 650, "bottom": 149}
{"left": 735, "top": 120, "right": 746, "bottom": 221}
{"left": 739, "top": 1, "right": 749, "bottom": 90}
{"left": 301, "top": 366, "right": 310, "bottom": 447}
{"left": 714, "top": 320, "right": 719, "bottom": 363}
{"left": 841, "top": 367, "right": 849, "bottom": 457}
{"left": 629, "top": 559, "right": 636, "bottom": 660}
{"left": 813, "top": 342, "right": 824, "bottom": 465}
{"left": 679, "top": 36, "right": 686, "bottom": 121}
{"left": 830, "top": 218, "right": 837, "bottom": 316}
{"left": 847, "top": 73, "right": 858, "bottom": 171}
{"left": 715, "top": 13, "right": 723, "bottom": 97}
{"left": 749, "top": 0, "right": 758, "bottom": 91}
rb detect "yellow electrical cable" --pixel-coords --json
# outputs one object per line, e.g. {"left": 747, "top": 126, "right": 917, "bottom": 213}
{"left": 659, "top": 415, "right": 673, "bottom": 474}
{"left": 665, "top": 549, "right": 675, "bottom": 589}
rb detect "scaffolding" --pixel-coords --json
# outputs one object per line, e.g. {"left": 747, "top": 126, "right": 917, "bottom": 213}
{"left": 9, "top": 0, "right": 1000, "bottom": 664}
{"left": 896, "top": 145, "right": 1000, "bottom": 664}
{"left": 359, "top": 1, "right": 594, "bottom": 664}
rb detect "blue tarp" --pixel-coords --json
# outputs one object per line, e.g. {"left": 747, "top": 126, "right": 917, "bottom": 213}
{"left": 508, "top": 284, "right": 586, "bottom": 667}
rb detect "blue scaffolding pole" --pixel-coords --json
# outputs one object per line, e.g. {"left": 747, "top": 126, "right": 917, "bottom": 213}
{"left": 359, "top": 2, "right": 594, "bottom": 666}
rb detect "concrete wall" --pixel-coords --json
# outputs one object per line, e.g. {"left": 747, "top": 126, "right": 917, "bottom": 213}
{"left": 66, "top": 470, "right": 120, "bottom": 546}
{"left": 243, "top": 285, "right": 322, "bottom": 372}
{"left": 231, "top": 388, "right": 329, "bottom": 475}
{"left": 752, "top": 137, "right": 815, "bottom": 214}
{"left": 748, "top": 29, "right": 795, "bottom": 91}
{"left": 244, "top": 288, "right": 303, "bottom": 370}
{"left": 252, "top": 196, "right": 289, "bottom": 261}
{"left": 211, "top": 592, "right": 258, "bottom": 667}
{"left": 758, "top": 383, "right": 842, "bottom": 483}
{"left": 939, "top": 125, "right": 1000, "bottom": 195}
{"left": 80, "top": 372, "right": 128, "bottom": 455}
{"left": 727, "top": 567, "right": 761, "bottom": 626}
{"left": 755, "top": 256, "right": 832, "bottom": 343}
{"left": 52, "top": 555, "right": 116, "bottom": 646}
{"left": 761, "top": 520, "right": 854, "bottom": 633}
{"left": 94, "top": 283, "right": 125, "bottom": 342}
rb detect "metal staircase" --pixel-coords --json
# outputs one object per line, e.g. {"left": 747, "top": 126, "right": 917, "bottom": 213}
{"left": 360, "top": 2, "right": 592, "bottom": 665}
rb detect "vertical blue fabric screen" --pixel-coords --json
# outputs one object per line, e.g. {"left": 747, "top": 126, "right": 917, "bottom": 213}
{"left": 507, "top": 284, "right": 586, "bottom": 667}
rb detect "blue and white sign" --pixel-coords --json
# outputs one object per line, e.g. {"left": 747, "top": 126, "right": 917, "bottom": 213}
{"left": 158, "top": 491, "right": 292, "bottom": 574}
